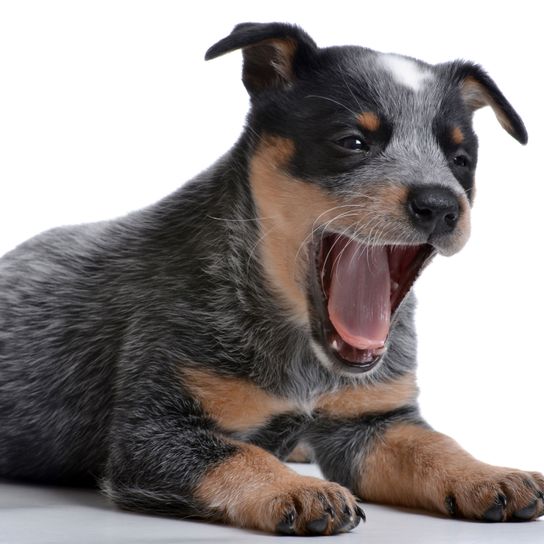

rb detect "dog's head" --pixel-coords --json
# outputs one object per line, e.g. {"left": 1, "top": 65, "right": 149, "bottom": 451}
{"left": 207, "top": 23, "right": 527, "bottom": 375}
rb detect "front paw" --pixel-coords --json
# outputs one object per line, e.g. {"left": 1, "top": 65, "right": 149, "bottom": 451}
{"left": 267, "top": 477, "right": 365, "bottom": 535}
{"left": 196, "top": 444, "right": 364, "bottom": 535}
{"left": 223, "top": 474, "right": 364, "bottom": 535}
{"left": 443, "top": 468, "right": 544, "bottom": 522}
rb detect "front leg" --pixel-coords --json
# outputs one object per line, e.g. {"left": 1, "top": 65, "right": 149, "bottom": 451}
{"left": 309, "top": 374, "right": 544, "bottom": 522}
{"left": 358, "top": 422, "right": 544, "bottom": 521}
{"left": 104, "top": 420, "right": 363, "bottom": 535}
{"left": 194, "top": 442, "right": 364, "bottom": 535}
{"left": 102, "top": 363, "right": 363, "bottom": 535}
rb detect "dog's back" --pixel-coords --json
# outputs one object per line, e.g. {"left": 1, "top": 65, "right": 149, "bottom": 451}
{"left": 0, "top": 162, "right": 253, "bottom": 484}
{"left": 0, "top": 223, "right": 122, "bottom": 483}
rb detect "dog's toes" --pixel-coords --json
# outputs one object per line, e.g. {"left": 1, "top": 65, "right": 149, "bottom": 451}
{"left": 483, "top": 494, "right": 507, "bottom": 522}
{"left": 269, "top": 478, "right": 363, "bottom": 535}
{"left": 276, "top": 508, "right": 297, "bottom": 535}
{"left": 512, "top": 500, "right": 539, "bottom": 521}
{"left": 306, "top": 514, "right": 329, "bottom": 534}
{"left": 332, "top": 500, "right": 364, "bottom": 533}
{"left": 445, "top": 468, "right": 544, "bottom": 522}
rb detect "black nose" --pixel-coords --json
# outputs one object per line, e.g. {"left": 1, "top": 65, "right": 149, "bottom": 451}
{"left": 407, "top": 187, "right": 460, "bottom": 236}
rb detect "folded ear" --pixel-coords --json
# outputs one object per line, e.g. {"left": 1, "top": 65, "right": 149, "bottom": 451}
{"left": 450, "top": 61, "right": 527, "bottom": 144}
{"left": 205, "top": 22, "right": 318, "bottom": 95}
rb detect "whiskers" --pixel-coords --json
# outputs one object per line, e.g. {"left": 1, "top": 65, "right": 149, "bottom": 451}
{"left": 241, "top": 197, "right": 419, "bottom": 289}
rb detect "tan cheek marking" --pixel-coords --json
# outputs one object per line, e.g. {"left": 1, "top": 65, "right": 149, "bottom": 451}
{"left": 181, "top": 367, "right": 295, "bottom": 433}
{"left": 358, "top": 111, "right": 381, "bottom": 132}
{"left": 249, "top": 136, "right": 340, "bottom": 322}
{"left": 452, "top": 126, "right": 464, "bottom": 145}
{"left": 250, "top": 136, "right": 412, "bottom": 322}
{"left": 316, "top": 372, "right": 417, "bottom": 418}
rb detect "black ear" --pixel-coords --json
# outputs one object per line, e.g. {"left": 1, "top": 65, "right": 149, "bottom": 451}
{"left": 450, "top": 61, "right": 527, "bottom": 144}
{"left": 205, "top": 22, "right": 318, "bottom": 95}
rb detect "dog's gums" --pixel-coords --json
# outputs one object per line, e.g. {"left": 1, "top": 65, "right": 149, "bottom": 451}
{"left": 312, "top": 233, "right": 435, "bottom": 371}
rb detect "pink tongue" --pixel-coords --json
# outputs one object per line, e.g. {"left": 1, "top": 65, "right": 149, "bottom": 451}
{"left": 327, "top": 238, "right": 391, "bottom": 350}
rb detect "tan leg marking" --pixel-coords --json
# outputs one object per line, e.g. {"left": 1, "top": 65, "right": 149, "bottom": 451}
{"left": 195, "top": 443, "right": 361, "bottom": 534}
{"left": 358, "top": 111, "right": 381, "bottom": 132}
{"left": 315, "top": 373, "right": 417, "bottom": 418}
{"left": 359, "top": 423, "right": 544, "bottom": 520}
{"left": 182, "top": 367, "right": 295, "bottom": 433}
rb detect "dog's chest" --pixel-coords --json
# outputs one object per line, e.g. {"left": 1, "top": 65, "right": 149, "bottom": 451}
{"left": 181, "top": 366, "right": 417, "bottom": 438}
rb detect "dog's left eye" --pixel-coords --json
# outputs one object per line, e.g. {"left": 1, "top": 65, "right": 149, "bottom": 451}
{"left": 453, "top": 155, "right": 469, "bottom": 168}
{"left": 336, "top": 136, "right": 369, "bottom": 152}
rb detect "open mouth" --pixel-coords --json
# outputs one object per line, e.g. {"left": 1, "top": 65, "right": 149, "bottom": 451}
{"left": 309, "top": 232, "right": 435, "bottom": 373}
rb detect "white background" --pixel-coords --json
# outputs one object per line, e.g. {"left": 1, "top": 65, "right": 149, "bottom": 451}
{"left": 0, "top": 0, "right": 542, "bottom": 477}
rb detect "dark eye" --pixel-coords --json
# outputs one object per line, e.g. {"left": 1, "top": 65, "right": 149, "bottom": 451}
{"left": 453, "top": 155, "right": 469, "bottom": 168}
{"left": 336, "top": 136, "right": 369, "bottom": 152}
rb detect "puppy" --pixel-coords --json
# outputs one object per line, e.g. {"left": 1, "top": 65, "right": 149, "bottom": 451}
{"left": 0, "top": 22, "right": 542, "bottom": 536}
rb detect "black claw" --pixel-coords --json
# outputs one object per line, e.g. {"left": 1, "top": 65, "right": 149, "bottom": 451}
{"left": 338, "top": 504, "right": 352, "bottom": 527}
{"left": 349, "top": 512, "right": 362, "bottom": 531}
{"left": 445, "top": 495, "right": 458, "bottom": 517}
{"left": 276, "top": 509, "right": 296, "bottom": 535}
{"left": 337, "top": 514, "right": 359, "bottom": 533}
{"left": 330, "top": 503, "right": 350, "bottom": 533}
{"left": 307, "top": 514, "right": 329, "bottom": 535}
{"left": 513, "top": 500, "right": 538, "bottom": 521}
{"left": 355, "top": 504, "right": 366, "bottom": 522}
{"left": 483, "top": 495, "right": 507, "bottom": 523}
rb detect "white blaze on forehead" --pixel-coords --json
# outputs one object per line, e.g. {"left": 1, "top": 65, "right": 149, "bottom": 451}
{"left": 379, "top": 53, "right": 433, "bottom": 92}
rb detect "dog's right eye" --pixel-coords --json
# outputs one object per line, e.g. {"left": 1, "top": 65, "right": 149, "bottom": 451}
{"left": 336, "top": 136, "right": 369, "bottom": 152}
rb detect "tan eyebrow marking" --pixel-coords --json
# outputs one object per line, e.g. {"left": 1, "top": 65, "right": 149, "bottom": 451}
{"left": 452, "top": 126, "right": 464, "bottom": 145}
{"left": 358, "top": 111, "right": 381, "bottom": 132}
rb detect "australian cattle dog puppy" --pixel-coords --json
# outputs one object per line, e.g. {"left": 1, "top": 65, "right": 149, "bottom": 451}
{"left": 1, "top": 22, "right": 542, "bottom": 535}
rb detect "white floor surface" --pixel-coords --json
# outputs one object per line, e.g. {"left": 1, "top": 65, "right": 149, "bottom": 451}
{"left": 1, "top": 463, "right": 542, "bottom": 544}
